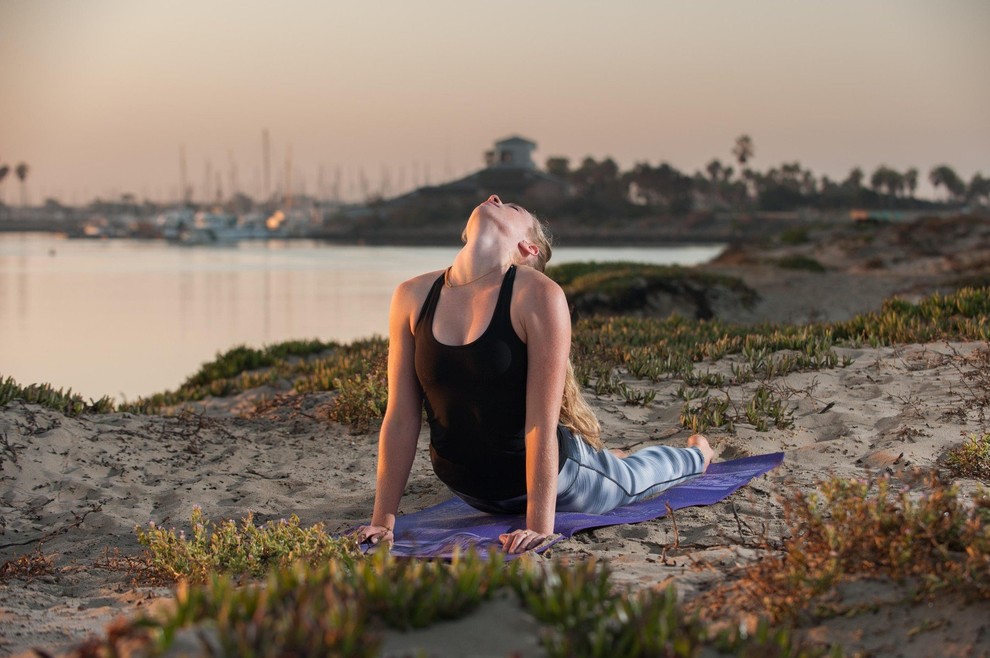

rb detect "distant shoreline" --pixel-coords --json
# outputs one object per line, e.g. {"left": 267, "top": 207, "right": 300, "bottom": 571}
{"left": 4, "top": 209, "right": 982, "bottom": 247}
{"left": 0, "top": 225, "right": 731, "bottom": 248}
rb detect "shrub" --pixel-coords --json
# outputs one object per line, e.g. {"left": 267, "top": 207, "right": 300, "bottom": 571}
{"left": 780, "top": 228, "right": 810, "bottom": 245}
{"left": 90, "top": 549, "right": 829, "bottom": 658}
{"left": 135, "top": 508, "right": 361, "bottom": 582}
{"left": 775, "top": 255, "right": 826, "bottom": 272}
{"left": 727, "top": 471, "right": 990, "bottom": 623}
{"left": 944, "top": 433, "right": 990, "bottom": 481}
{"left": 0, "top": 375, "right": 114, "bottom": 416}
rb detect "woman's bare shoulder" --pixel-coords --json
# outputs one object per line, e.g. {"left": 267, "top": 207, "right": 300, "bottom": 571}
{"left": 398, "top": 269, "right": 444, "bottom": 291}
{"left": 514, "top": 266, "right": 565, "bottom": 300}
{"left": 393, "top": 269, "right": 445, "bottom": 308}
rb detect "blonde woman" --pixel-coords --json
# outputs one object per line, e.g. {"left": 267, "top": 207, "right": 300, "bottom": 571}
{"left": 356, "top": 195, "right": 713, "bottom": 554}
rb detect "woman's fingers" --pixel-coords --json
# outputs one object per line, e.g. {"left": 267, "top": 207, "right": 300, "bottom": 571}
{"left": 499, "top": 529, "right": 547, "bottom": 554}
{"left": 353, "top": 524, "right": 393, "bottom": 546}
{"left": 371, "top": 529, "right": 394, "bottom": 546}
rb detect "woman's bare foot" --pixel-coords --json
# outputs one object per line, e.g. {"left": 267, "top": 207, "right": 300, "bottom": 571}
{"left": 687, "top": 434, "right": 714, "bottom": 471}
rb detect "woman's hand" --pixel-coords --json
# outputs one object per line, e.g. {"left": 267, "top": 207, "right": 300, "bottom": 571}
{"left": 499, "top": 528, "right": 548, "bottom": 554}
{"left": 353, "top": 523, "right": 394, "bottom": 548}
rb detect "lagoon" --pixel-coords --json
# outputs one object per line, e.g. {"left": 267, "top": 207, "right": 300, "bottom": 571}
{"left": 0, "top": 233, "right": 723, "bottom": 402}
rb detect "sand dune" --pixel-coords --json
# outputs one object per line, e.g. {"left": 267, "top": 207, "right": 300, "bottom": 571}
{"left": 2, "top": 216, "right": 989, "bottom": 656}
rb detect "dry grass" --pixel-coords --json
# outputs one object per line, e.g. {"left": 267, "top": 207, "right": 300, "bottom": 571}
{"left": 695, "top": 470, "right": 990, "bottom": 625}
{"left": 0, "top": 546, "right": 56, "bottom": 582}
{"left": 944, "top": 433, "right": 990, "bottom": 482}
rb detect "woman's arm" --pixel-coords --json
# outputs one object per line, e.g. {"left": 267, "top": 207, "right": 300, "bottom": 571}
{"left": 355, "top": 280, "right": 424, "bottom": 545}
{"left": 501, "top": 273, "right": 571, "bottom": 553}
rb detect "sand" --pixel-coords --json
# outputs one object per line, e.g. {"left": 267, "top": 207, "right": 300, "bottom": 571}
{"left": 2, "top": 215, "right": 989, "bottom": 657}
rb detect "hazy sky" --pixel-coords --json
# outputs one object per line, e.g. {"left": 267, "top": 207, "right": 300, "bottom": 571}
{"left": 2, "top": 0, "right": 988, "bottom": 204}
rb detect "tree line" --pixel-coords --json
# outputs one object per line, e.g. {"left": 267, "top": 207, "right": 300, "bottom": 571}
{"left": 538, "top": 135, "right": 988, "bottom": 221}
{"left": 0, "top": 160, "right": 30, "bottom": 207}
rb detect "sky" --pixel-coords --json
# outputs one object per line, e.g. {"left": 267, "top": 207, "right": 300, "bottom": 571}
{"left": 1, "top": 0, "right": 988, "bottom": 205}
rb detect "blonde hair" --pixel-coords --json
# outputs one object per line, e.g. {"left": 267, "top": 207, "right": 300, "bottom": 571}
{"left": 526, "top": 213, "right": 604, "bottom": 450}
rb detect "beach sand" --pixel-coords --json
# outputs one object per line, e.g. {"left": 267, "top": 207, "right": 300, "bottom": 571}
{"left": 2, "top": 215, "right": 989, "bottom": 656}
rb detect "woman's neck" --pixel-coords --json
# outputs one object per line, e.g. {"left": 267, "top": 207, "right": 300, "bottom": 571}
{"left": 448, "top": 238, "right": 513, "bottom": 285}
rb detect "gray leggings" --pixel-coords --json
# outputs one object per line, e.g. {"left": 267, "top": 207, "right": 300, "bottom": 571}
{"left": 453, "top": 427, "right": 705, "bottom": 515}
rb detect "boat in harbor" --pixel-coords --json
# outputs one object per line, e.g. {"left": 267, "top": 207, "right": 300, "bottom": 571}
{"left": 157, "top": 209, "right": 289, "bottom": 245}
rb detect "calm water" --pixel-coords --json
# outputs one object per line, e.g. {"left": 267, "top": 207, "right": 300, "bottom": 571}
{"left": 0, "top": 233, "right": 723, "bottom": 401}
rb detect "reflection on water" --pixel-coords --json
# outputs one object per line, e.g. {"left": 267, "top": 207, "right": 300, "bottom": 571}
{"left": 0, "top": 233, "right": 723, "bottom": 401}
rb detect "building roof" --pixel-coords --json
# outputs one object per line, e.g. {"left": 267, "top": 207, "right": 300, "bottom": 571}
{"left": 495, "top": 135, "right": 536, "bottom": 147}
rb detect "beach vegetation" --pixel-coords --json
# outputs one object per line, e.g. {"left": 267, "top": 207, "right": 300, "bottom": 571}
{"left": 676, "top": 384, "right": 709, "bottom": 402}
{"left": 574, "top": 287, "right": 986, "bottom": 431}
{"left": 89, "top": 546, "right": 831, "bottom": 658}
{"left": 0, "top": 546, "right": 56, "bottom": 582}
{"left": 135, "top": 508, "right": 362, "bottom": 582}
{"left": 775, "top": 255, "right": 826, "bottom": 272}
{"left": 182, "top": 339, "right": 335, "bottom": 387}
{"left": 547, "top": 260, "right": 757, "bottom": 299}
{"left": 702, "top": 471, "right": 990, "bottom": 624}
{"left": 683, "top": 368, "right": 727, "bottom": 387}
{"left": 4, "top": 286, "right": 989, "bottom": 434}
{"left": 547, "top": 261, "right": 760, "bottom": 320}
{"left": 745, "top": 384, "right": 795, "bottom": 431}
{"left": 948, "top": 342, "right": 990, "bottom": 423}
{"left": 322, "top": 353, "right": 388, "bottom": 432}
{"left": 679, "top": 384, "right": 795, "bottom": 434}
{"left": 779, "top": 227, "right": 811, "bottom": 245}
{"left": 119, "top": 337, "right": 389, "bottom": 421}
{"left": 944, "top": 433, "right": 990, "bottom": 481}
{"left": 590, "top": 368, "right": 620, "bottom": 396}
{"left": 680, "top": 395, "right": 734, "bottom": 433}
{"left": 110, "top": 475, "right": 987, "bottom": 656}
{"left": 0, "top": 375, "right": 115, "bottom": 416}
{"left": 618, "top": 381, "right": 657, "bottom": 406}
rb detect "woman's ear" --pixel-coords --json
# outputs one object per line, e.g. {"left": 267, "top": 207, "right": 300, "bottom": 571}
{"left": 517, "top": 240, "right": 539, "bottom": 260}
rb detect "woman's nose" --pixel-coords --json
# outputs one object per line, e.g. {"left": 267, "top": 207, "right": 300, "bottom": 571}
{"left": 488, "top": 194, "right": 501, "bottom": 205}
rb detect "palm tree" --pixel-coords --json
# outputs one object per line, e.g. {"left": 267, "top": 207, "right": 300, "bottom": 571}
{"left": 947, "top": 172, "right": 967, "bottom": 201}
{"left": 706, "top": 159, "right": 723, "bottom": 183}
{"left": 844, "top": 167, "right": 864, "bottom": 190}
{"left": 732, "top": 135, "right": 754, "bottom": 168}
{"left": 889, "top": 171, "right": 905, "bottom": 198}
{"left": 929, "top": 165, "right": 948, "bottom": 198}
{"left": 968, "top": 173, "right": 990, "bottom": 206}
{"left": 871, "top": 165, "right": 905, "bottom": 199}
{"left": 15, "top": 162, "right": 29, "bottom": 207}
{"left": 929, "top": 164, "right": 964, "bottom": 202}
{"left": 869, "top": 167, "right": 886, "bottom": 195}
{"left": 904, "top": 168, "right": 918, "bottom": 199}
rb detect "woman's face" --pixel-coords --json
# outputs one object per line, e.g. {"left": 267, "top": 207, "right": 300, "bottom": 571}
{"left": 466, "top": 194, "right": 535, "bottom": 244}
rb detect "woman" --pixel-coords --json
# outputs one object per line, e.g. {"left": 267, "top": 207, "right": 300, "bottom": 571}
{"left": 356, "top": 195, "right": 713, "bottom": 554}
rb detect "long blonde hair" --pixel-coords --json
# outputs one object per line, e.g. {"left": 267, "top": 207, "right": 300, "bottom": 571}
{"left": 526, "top": 214, "right": 604, "bottom": 450}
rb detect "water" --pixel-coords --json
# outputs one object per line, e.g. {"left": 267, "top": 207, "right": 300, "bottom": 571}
{"left": 0, "top": 233, "right": 723, "bottom": 401}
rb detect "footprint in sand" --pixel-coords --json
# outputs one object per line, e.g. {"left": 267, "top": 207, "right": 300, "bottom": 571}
{"left": 618, "top": 525, "right": 651, "bottom": 540}
{"left": 800, "top": 410, "right": 849, "bottom": 443}
{"left": 840, "top": 369, "right": 892, "bottom": 400}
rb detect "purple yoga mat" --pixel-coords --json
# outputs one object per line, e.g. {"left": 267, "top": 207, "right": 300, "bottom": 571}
{"left": 385, "top": 452, "right": 784, "bottom": 558}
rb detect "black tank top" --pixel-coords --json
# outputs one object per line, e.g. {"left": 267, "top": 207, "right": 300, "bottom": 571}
{"left": 414, "top": 265, "right": 533, "bottom": 500}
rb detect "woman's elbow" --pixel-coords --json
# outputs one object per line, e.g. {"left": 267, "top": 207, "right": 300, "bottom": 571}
{"left": 381, "top": 403, "right": 422, "bottom": 438}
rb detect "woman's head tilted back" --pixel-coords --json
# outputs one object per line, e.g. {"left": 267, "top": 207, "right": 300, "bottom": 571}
{"left": 462, "top": 195, "right": 553, "bottom": 271}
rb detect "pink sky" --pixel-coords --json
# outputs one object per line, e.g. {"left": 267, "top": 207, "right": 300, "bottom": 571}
{"left": 1, "top": 0, "right": 988, "bottom": 204}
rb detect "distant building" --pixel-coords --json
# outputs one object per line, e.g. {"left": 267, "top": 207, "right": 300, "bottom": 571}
{"left": 388, "top": 135, "right": 569, "bottom": 205}
{"left": 484, "top": 136, "right": 537, "bottom": 170}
